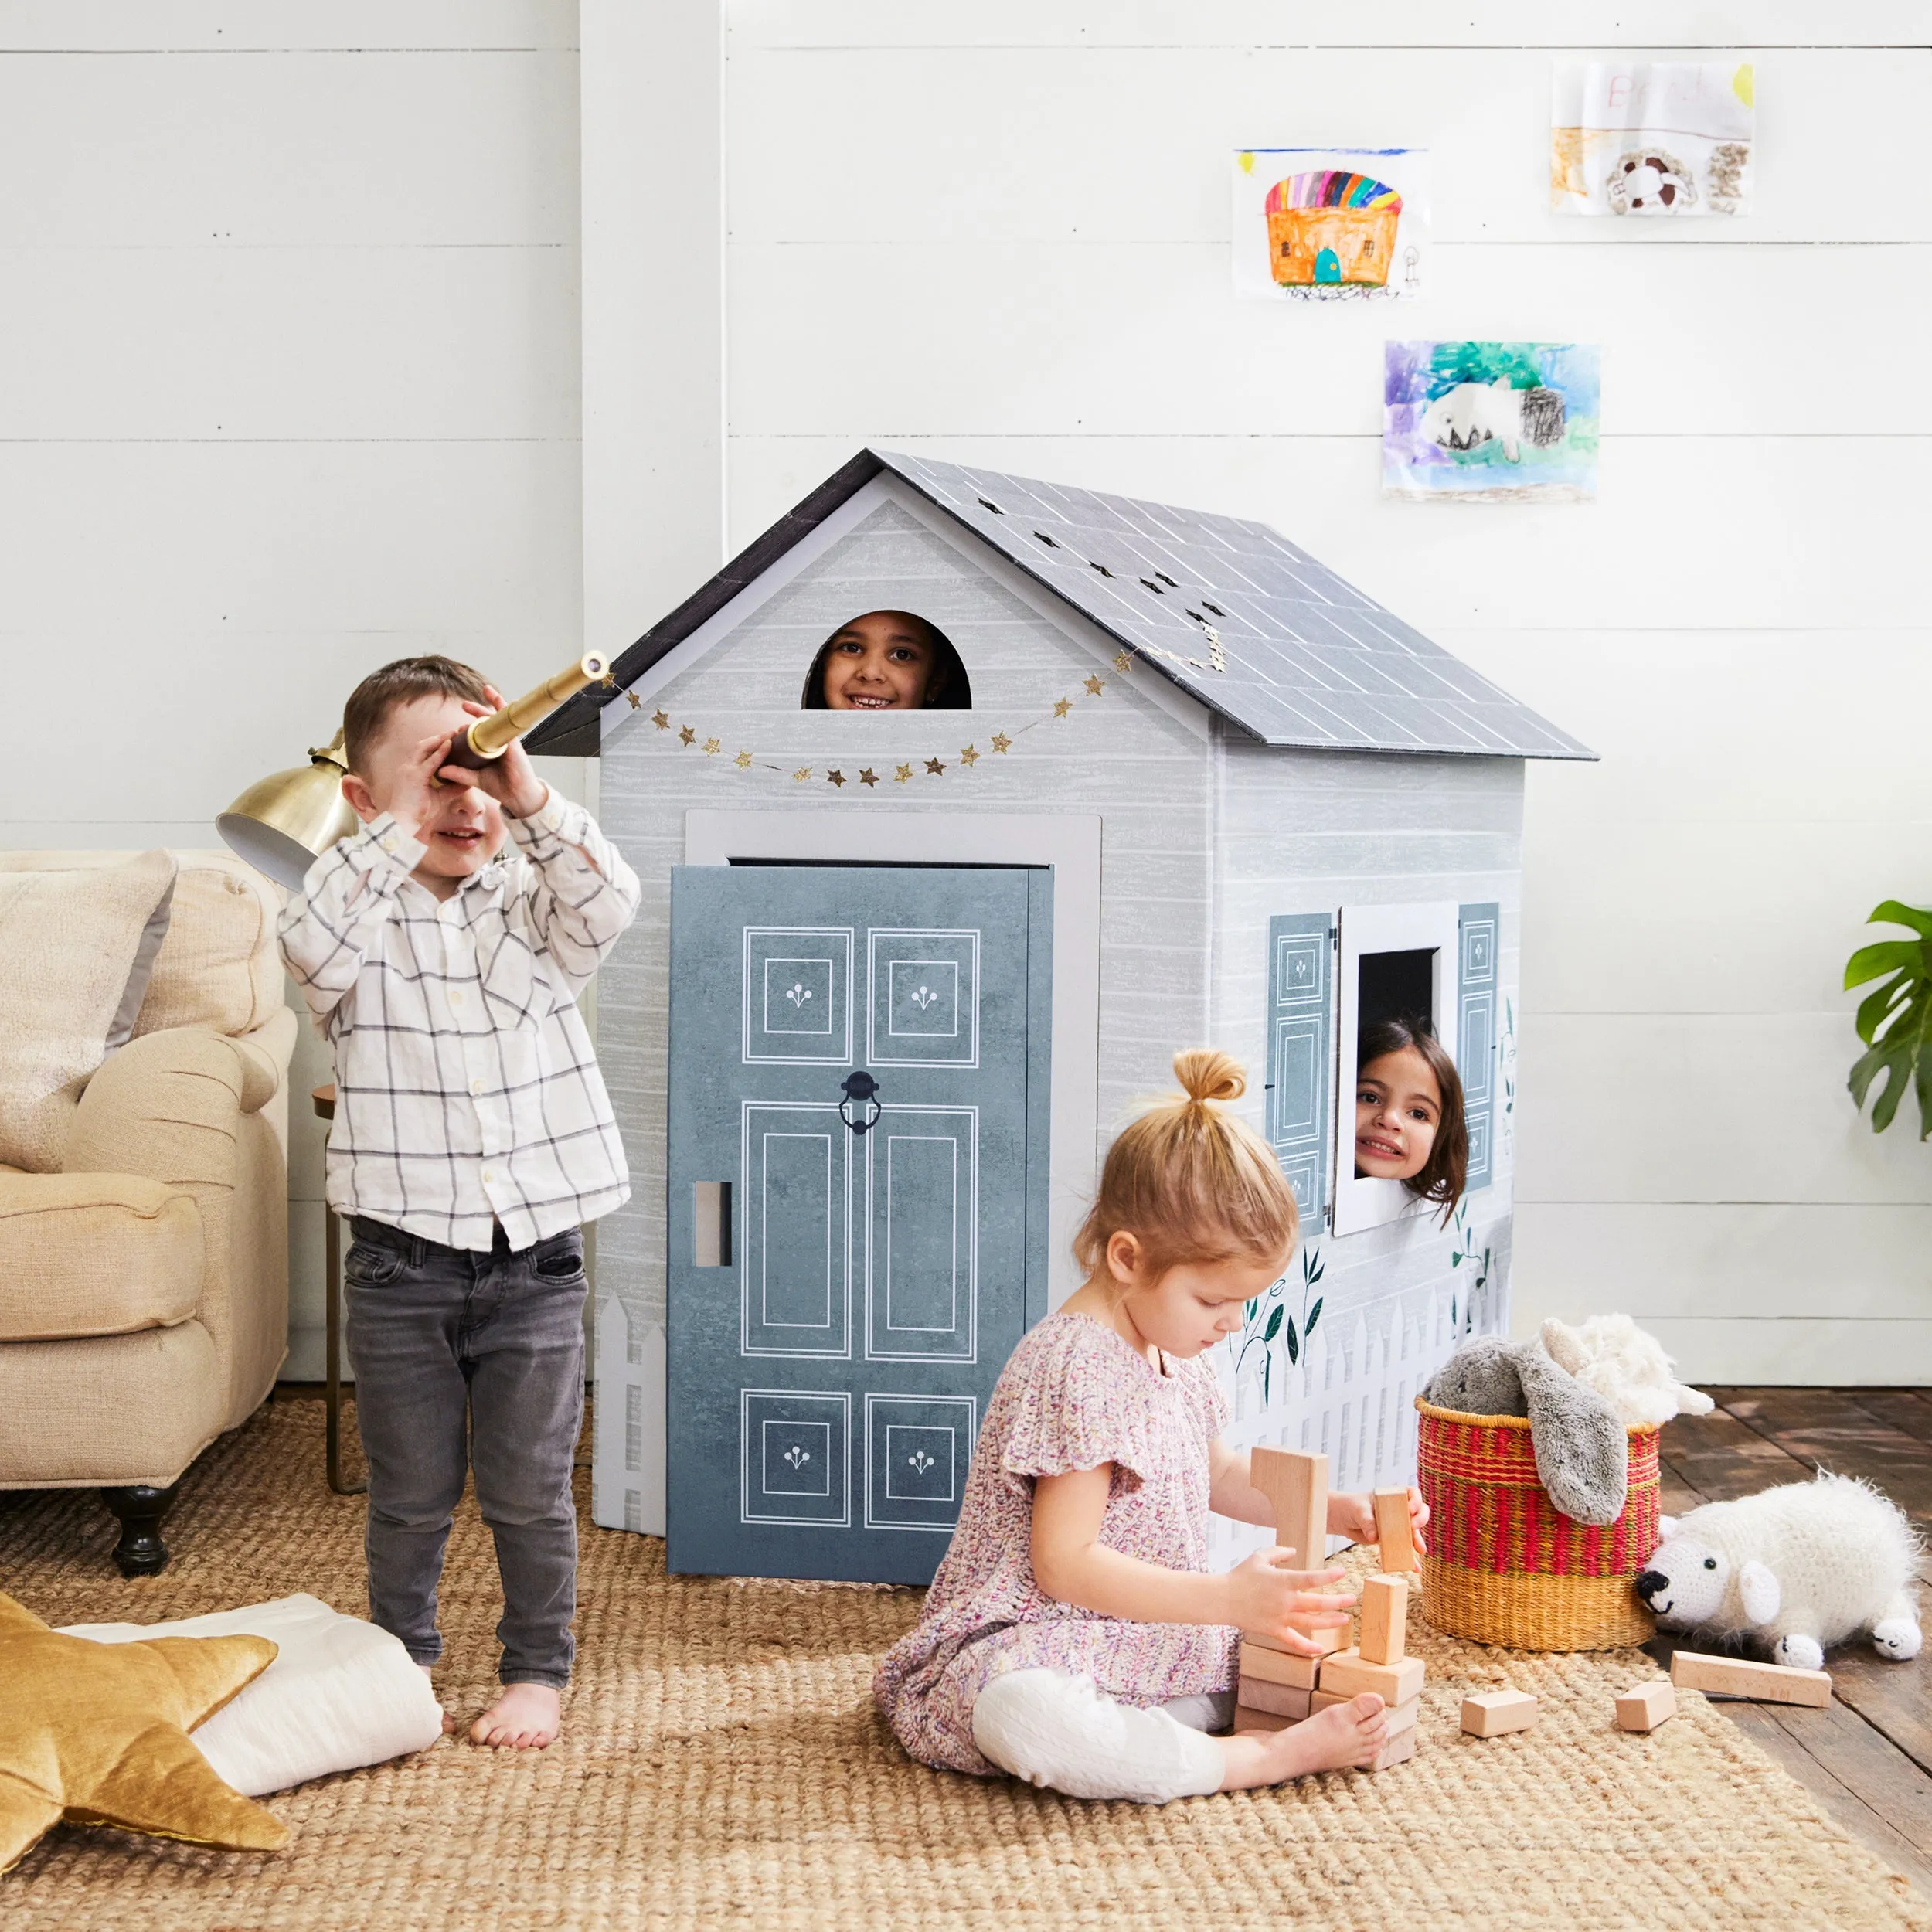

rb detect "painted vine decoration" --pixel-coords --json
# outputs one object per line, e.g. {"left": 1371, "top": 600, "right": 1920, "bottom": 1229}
{"left": 613, "top": 653, "right": 1134, "bottom": 789}
{"left": 1230, "top": 1243, "right": 1325, "bottom": 1406}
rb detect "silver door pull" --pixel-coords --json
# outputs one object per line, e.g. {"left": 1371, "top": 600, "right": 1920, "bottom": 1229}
{"left": 694, "top": 1182, "right": 732, "bottom": 1267}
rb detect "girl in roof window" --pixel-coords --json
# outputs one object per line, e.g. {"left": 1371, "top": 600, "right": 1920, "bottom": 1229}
{"left": 801, "top": 611, "right": 973, "bottom": 710}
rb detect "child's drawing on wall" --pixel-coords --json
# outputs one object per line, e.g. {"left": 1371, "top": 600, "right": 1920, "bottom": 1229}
{"left": 1383, "top": 342, "right": 1600, "bottom": 504}
{"left": 799, "top": 611, "right": 973, "bottom": 709}
{"left": 1231, "top": 148, "right": 1429, "bottom": 301}
{"left": 1552, "top": 61, "right": 1753, "bottom": 217}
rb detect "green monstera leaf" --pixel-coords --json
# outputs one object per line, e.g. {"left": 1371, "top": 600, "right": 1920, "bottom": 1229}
{"left": 1845, "top": 901, "right": 1932, "bottom": 1139}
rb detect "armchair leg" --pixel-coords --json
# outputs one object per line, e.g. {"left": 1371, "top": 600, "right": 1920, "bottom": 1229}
{"left": 100, "top": 1482, "right": 180, "bottom": 1577}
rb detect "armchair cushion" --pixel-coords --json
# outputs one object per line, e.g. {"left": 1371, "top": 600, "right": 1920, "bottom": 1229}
{"left": 0, "top": 1172, "right": 202, "bottom": 1342}
{"left": 0, "top": 852, "right": 179, "bottom": 1172}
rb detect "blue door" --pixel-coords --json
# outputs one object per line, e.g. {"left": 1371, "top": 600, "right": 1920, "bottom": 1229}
{"left": 665, "top": 862, "right": 1053, "bottom": 1584}
{"left": 1315, "top": 247, "right": 1341, "bottom": 284}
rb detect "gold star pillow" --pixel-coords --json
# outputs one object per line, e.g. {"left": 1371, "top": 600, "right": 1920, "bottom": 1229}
{"left": 0, "top": 1591, "right": 287, "bottom": 1875}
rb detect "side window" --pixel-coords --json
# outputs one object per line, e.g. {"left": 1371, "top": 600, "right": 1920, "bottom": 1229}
{"left": 1458, "top": 901, "right": 1499, "bottom": 1193}
{"left": 1333, "top": 902, "right": 1459, "bottom": 1237}
{"left": 1266, "top": 900, "right": 1502, "bottom": 1234}
{"left": 1264, "top": 912, "right": 1335, "bottom": 1224}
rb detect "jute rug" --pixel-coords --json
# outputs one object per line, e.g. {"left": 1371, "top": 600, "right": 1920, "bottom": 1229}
{"left": 0, "top": 1397, "right": 1924, "bottom": 1930}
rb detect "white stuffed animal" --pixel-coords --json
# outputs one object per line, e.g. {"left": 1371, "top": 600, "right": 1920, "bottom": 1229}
{"left": 1541, "top": 1313, "right": 1715, "bottom": 1429}
{"left": 1637, "top": 1473, "right": 1922, "bottom": 1672}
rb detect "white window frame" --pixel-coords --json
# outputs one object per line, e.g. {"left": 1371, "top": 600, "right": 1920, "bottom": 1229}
{"left": 1332, "top": 900, "right": 1460, "bottom": 1238}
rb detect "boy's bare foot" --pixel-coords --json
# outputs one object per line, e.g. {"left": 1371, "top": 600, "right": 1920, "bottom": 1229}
{"left": 1218, "top": 1692, "right": 1387, "bottom": 1789}
{"left": 420, "top": 1662, "right": 456, "bottom": 1735}
{"left": 470, "top": 1681, "right": 561, "bottom": 1750}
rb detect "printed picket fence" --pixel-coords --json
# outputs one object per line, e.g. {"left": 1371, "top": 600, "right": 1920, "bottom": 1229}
{"left": 1209, "top": 1270, "right": 1505, "bottom": 1570}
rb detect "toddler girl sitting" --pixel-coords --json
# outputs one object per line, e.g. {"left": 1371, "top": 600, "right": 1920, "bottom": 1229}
{"left": 874, "top": 1049, "right": 1428, "bottom": 1804}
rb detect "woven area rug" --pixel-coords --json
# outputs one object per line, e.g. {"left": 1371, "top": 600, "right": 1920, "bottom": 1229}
{"left": 1, "top": 1398, "right": 1925, "bottom": 1930}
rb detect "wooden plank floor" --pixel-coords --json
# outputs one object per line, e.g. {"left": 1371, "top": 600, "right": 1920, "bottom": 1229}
{"left": 1647, "top": 1389, "right": 1932, "bottom": 1897}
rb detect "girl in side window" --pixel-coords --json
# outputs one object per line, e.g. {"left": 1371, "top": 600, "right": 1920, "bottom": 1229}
{"left": 800, "top": 610, "right": 973, "bottom": 711}
{"left": 1352, "top": 1016, "right": 1468, "bottom": 1222}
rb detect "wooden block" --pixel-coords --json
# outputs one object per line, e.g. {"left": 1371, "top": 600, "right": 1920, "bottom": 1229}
{"left": 1252, "top": 1446, "right": 1328, "bottom": 1570}
{"left": 1460, "top": 1689, "right": 1539, "bottom": 1737}
{"left": 1615, "top": 1681, "right": 1679, "bottom": 1733}
{"left": 1359, "top": 1575, "right": 1407, "bottom": 1667}
{"left": 1372, "top": 1487, "right": 1419, "bottom": 1574}
{"left": 1237, "top": 1676, "right": 1311, "bottom": 1720}
{"left": 1369, "top": 1727, "right": 1418, "bottom": 1773}
{"left": 1246, "top": 1619, "right": 1348, "bottom": 1659}
{"left": 1239, "top": 1643, "right": 1321, "bottom": 1690}
{"left": 1233, "top": 1703, "right": 1295, "bottom": 1732}
{"left": 1318, "top": 1647, "right": 1425, "bottom": 1706}
{"left": 1670, "top": 1651, "right": 1832, "bottom": 1709}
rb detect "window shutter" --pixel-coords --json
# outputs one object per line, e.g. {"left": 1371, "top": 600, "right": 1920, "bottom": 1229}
{"left": 1457, "top": 901, "right": 1499, "bottom": 1193}
{"left": 1265, "top": 912, "right": 1336, "bottom": 1226}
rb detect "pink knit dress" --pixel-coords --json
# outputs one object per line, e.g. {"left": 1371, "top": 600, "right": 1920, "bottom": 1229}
{"left": 874, "top": 1310, "right": 1240, "bottom": 1777}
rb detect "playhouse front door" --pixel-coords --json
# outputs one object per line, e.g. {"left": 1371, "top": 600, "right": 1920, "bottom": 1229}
{"left": 665, "top": 862, "right": 1053, "bottom": 1584}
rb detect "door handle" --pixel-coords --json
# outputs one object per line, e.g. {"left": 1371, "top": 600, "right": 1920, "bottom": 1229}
{"left": 693, "top": 1182, "right": 732, "bottom": 1267}
{"left": 838, "top": 1070, "right": 882, "bottom": 1137}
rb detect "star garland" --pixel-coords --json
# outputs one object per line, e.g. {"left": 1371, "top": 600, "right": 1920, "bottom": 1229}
{"left": 618, "top": 651, "right": 1138, "bottom": 791}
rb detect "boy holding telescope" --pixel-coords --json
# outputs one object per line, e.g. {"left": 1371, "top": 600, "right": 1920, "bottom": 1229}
{"left": 279, "top": 655, "right": 639, "bottom": 1750}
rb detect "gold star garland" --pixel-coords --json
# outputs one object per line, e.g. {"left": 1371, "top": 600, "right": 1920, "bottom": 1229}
{"left": 620, "top": 654, "right": 1132, "bottom": 791}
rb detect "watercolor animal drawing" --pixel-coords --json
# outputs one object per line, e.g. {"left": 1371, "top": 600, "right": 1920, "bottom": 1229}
{"left": 1420, "top": 379, "right": 1566, "bottom": 464}
{"left": 1384, "top": 341, "right": 1600, "bottom": 503}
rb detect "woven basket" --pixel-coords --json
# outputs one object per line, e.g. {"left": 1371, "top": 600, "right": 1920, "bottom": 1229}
{"left": 1415, "top": 1397, "right": 1660, "bottom": 1651}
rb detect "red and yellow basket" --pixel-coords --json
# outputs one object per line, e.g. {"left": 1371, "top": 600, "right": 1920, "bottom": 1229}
{"left": 1415, "top": 1398, "right": 1660, "bottom": 1651}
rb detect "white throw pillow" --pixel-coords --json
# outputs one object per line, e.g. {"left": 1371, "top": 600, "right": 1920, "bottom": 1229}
{"left": 61, "top": 1593, "right": 444, "bottom": 1795}
{"left": 0, "top": 850, "right": 177, "bottom": 1170}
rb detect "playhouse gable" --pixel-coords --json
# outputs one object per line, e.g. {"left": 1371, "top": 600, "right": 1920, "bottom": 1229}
{"left": 528, "top": 451, "right": 1592, "bottom": 764}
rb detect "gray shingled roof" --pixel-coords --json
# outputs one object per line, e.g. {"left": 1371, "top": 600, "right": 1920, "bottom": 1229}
{"left": 526, "top": 449, "right": 1591, "bottom": 760}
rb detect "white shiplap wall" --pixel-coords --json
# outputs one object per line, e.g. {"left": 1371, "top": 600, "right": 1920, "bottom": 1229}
{"left": 0, "top": 2, "right": 587, "bottom": 1377}
{"left": 8, "top": 4, "right": 1927, "bottom": 1387}
{"left": 688, "top": 2, "right": 1932, "bottom": 1383}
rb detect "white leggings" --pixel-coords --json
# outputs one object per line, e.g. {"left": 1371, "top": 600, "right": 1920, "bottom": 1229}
{"left": 971, "top": 1669, "right": 1233, "bottom": 1804}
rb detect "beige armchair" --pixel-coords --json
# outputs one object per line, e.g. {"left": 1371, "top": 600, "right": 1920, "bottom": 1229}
{"left": 0, "top": 851, "right": 294, "bottom": 1573}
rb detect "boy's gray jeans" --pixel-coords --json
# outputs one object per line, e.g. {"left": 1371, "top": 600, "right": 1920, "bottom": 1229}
{"left": 344, "top": 1215, "right": 586, "bottom": 1689}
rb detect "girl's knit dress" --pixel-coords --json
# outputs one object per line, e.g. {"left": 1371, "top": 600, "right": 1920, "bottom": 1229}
{"left": 875, "top": 1309, "right": 1240, "bottom": 1776}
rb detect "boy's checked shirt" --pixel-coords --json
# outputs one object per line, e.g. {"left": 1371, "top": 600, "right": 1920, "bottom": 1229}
{"left": 278, "top": 790, "right": 641, "bottom": 1253}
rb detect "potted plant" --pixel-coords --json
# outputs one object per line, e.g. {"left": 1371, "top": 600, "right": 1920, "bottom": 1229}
{"left": 1845, "top": 900, "right": 1932, "bottom": 1139}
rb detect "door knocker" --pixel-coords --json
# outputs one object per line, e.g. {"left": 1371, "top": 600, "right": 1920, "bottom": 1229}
{"left": 838, "top": 1070, "right": 882, "bottom": 1137}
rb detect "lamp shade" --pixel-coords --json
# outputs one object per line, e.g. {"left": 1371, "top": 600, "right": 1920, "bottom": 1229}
{"left": 216, "top": 736, "right": 358, "bottom": 892}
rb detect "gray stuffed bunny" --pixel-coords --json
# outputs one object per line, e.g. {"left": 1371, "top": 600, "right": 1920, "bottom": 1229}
{"left": 1424, "top": 1336, "right": 1629, "bottom": 1526}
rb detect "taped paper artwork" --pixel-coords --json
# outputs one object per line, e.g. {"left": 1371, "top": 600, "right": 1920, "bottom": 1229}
{"left": 1233, "top": 148, "right": 1430, "bottom": 301}
{"left": 1383, "top": 342, "right": 1601, "bottom": 505}
{"left": 1552, "top": 61, "right": 1754, "bottom": 217}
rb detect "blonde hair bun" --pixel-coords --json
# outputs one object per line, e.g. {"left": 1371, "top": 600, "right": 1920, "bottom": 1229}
{"left": 1173, "top": 1048, "right": 1244, "bottom": 1109}
{"left": 1072, "top": 1047, "right": 1297, "bottom": 1282}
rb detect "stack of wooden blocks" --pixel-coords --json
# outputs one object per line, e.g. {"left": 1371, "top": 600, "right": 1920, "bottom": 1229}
{"left": 1232, "top": 1447, "right": 1423, "bottom": 1772}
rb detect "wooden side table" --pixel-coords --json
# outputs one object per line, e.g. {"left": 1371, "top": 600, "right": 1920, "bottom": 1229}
{"left": 311, "top": 1083, "right": 366, "bottom": 1495}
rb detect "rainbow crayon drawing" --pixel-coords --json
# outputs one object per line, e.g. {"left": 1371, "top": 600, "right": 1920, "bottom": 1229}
{"left": 1233, "top": 148, "right": 1429, "bottom": 302}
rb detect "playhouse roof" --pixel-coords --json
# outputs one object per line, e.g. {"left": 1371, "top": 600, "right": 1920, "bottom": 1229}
{"left": 528, "top": 449, "right": 1592, "bottom": 760}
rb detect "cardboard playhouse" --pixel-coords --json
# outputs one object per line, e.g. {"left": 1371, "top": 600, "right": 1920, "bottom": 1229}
{"left": 526, "top": 449, "right": 1590, "bottom": 1585}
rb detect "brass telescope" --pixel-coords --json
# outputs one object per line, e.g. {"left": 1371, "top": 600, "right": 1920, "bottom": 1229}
{"left": 216, "top": 649, "right": 614, "bottom": 889}
{"left": 440, "top": 650, "right": 611, "bottom": 769}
